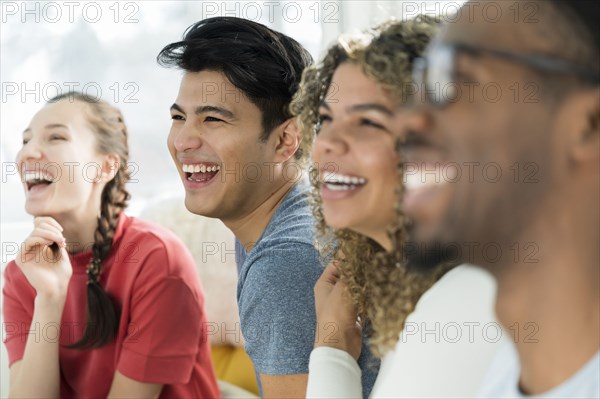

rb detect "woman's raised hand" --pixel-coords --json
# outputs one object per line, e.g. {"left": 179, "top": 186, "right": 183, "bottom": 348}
{"left": 314, "top": 260, "right": 363, "bottom": 361}
{"left": 15, "top": 217, "right": 73, "bottom": 299}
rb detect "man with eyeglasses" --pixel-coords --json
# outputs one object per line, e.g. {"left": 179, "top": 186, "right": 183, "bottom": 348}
{"left": 403, "top": 0, "right": 599, "bottom": 397}
{"left": 305, "top": 0, "right": 598, "bottom": 397}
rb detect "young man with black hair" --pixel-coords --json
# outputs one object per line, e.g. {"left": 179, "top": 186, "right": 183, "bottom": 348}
{"left": 158, "top": 17, "right": 379, "bottom": 398}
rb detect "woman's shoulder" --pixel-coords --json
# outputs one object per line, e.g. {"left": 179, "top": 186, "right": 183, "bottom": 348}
{"left": 3, "top": 259, "right": 22, "bottom": 281}
{"left": 114, "top": 214, "right": 197, "bottom": 276}
{"left": 120, "top": 214, "right": 188, "bottom": 249}
{"left": 2, "top": 260, "right": 36, "bottom": 299}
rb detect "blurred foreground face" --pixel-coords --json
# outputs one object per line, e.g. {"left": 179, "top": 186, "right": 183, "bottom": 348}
{"left": 313, "top": 63, "right": 399, "bottom": 245}
{"left": 400, "top": 0, "right": 598, "bottom": 269}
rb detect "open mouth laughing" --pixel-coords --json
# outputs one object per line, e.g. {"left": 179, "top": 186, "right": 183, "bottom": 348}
{"left": 320, "top": 171, "right": 368, "bottom": 199}
{"left": 182, "top": 162, "right": 221, "bottom": 186}
{"left": 23, "top": 170, "right": 56, "bottom": 193}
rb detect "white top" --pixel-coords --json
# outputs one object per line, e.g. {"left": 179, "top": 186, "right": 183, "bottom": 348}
{"left": 478, "top": 342, "right": 600, "bottom": 398}
{"left": 308, "top": 347, "right": 363, "bottom": 399}
{"left": 307, "top": 265, "right": 504, "bottom": 398}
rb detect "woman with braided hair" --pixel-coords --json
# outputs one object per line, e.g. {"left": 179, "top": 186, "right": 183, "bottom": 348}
{"left": 291, "top": 15, "right": 501, "bottom": 397}
{"left": 3, "top": 92, "right": 220, "bottom": 398}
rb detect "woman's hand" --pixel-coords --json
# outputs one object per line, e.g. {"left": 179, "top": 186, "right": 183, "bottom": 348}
{"left": 15, "top": 216, "right": 72, "bottom": 299}
{"left": 314, "top": 260, "right": 363, "bottom": 361}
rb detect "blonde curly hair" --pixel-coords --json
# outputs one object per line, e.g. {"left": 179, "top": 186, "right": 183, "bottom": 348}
{"left": 291, "top": 15, "right": 456, "bottom": 357}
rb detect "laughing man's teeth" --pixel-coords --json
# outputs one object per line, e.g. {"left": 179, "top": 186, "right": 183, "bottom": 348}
{"left": 182, "top": 163, "right": 221, "bottom": 173}
{"left": 404, "top": 165, "right": 455, "bottom": 190}
{"left": 322, "top": 172, "right": 367, "bottom": 185}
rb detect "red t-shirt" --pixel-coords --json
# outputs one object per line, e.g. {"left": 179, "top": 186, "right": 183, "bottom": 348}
{"left": 3, "top": 213, "right": 221, "bottom": 398}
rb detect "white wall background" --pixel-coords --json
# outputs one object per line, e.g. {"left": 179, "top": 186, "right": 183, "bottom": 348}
{"left": 0, "top": 1, "right": 466, "bottom": 395}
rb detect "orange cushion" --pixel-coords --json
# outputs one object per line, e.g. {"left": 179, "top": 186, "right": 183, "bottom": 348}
{"left": 211, "top": 345, "right": 259, "bottom": 396}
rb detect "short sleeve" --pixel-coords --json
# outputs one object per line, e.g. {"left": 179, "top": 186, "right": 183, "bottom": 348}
{"left": 2, "top": 261, "right": 36, "bottom": 366}
{"left": 117, "top": 248, "right": 205, "bottom": 384}
{"left": 238, "top": 242, "right": 323, "bottom": 375}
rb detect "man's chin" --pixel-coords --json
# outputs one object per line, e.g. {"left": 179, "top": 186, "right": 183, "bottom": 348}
{"left": 403, "top": 225, "right": 461, "bottom": 272}
{"left": 184, "top": 197, "right": 215, "bottom": 218}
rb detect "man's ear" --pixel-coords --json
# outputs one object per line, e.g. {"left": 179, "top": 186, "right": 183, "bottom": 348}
{"left": 273, "top": 117, "right": 302, "bottom": 163}
{"left": 100, "top": 153, "right": 120, "bottom": 183}
{"left": 565, "top": 87, "right": 599, "bottom": 165}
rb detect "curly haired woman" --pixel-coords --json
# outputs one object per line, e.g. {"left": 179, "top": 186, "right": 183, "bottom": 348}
{"left": 291, "top": 16, "right": 502, "bottom": 397}
{"left": 3, "top": 92, "right": 220, "bottom": 398}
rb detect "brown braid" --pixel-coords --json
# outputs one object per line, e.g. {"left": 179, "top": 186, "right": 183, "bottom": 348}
{"left": 49, "top": 91, "right": 131, "bottom": 349}
{"left": 291, "top": 16, "right": 457, "bottom": 357}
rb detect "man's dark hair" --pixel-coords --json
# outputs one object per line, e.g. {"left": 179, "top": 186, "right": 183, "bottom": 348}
{"left": 520, "top": 1, "right": 599, "bottom": 100}
{"left": 547, "top": 0, "right": 599, "bottom": 76}
{"left": 157, "top": 17, "right": 313, "bottom": 145}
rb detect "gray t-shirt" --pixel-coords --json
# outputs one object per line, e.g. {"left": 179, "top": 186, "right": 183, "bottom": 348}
{"left": 236, "top": 181, "right": 379, "bottom": 397}
{"left": 478, "top": 342, "right": 599, "bottom": 398}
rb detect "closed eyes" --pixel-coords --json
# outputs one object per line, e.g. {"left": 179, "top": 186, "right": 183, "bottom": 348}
{"left": 170, "top": 114, "right": 225, "bottom": 124}
{"left": 22, "top": 135, "right": 66, "bottom": 145}
{"left": 204, "top": 116, "right": 225, "bottom": 123}
{"left": 359, "top": 118, "right": 385, "bottom": 129}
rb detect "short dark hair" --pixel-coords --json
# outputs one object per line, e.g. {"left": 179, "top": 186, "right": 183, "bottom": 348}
{"left": 157, "top": 17, "right": 313, "bottom": 144}
{"left": 547, "top": 0, "right": 599, "bottom": 76}
{"left": 521, "top": 1, "right": 599, "bottom": 101}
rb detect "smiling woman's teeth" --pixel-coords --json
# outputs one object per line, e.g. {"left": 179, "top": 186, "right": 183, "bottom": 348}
{"left": 23, "top": 171, "right": 54, "bottom": 189}
{"left": 322, "top": 172, "right": 367, "bottom": 190}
